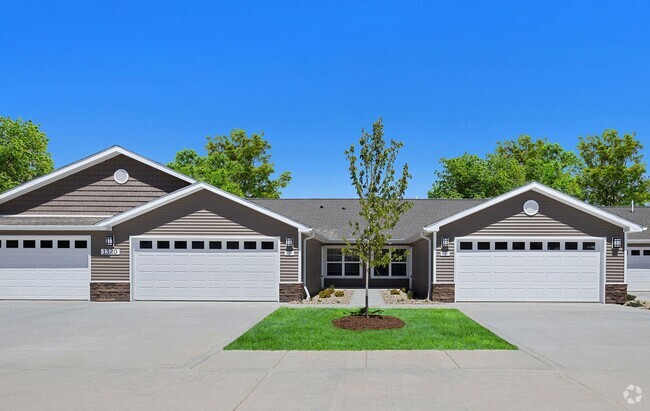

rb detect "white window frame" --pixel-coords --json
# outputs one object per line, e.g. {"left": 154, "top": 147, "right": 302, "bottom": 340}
{"left": 321, "top": 246, "right": 363, "bottom": 278}
{"left": 370, "top": 246, "right": 412, "bottom": 279}
{"left": 132, "top": 236, "right": 278, "bottom": 253}
{"left": 455, "top": 239, "right": 601, "bottom": 253}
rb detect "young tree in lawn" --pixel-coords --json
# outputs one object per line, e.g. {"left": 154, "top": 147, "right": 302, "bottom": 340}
{"left": 577, "top": 129, "right": 649, "bottom": 206}
{"left": 0, "top": 116, "right": 54, "bottom": 192}
{"left": 168, "top": 129, "right": 291, "bottom": 198}
{"left": 344, "top": 118, "right": 412, "bottom": 317}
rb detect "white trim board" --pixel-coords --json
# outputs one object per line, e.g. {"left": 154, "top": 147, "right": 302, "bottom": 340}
{"left": 424, "top": 182, "right": 645, "bottom": 233}
{"left": 0, "top": 146, "right": 196, "bottom": 206}
{"left": 98, "top": 182, "right": 312, "bottom": 233}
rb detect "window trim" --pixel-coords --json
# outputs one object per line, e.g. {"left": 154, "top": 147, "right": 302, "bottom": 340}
{"left": 454, "top": 237, "right": 605, "bottom": 254}
{"left": 322, "top": 246, "right": 363, "bottom": 278}
{"left": 370, "top": 247, "right": 411, "bottom": 279}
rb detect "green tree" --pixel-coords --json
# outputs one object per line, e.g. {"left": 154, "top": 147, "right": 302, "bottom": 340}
{"left": 0, "top": 116, "right": 54, "bottom": 192}
{"left": 168, "top": 129, "right": 291, "bottom": 198}
{"left": 428, "top": 153, "right": 526, "bottom": 199}
{"left": 577, "top": 129, "right": 649, "bottom": 206}
{"left": 343, "top": 118, "right": 412, "bottom": 317}
{"left": 496, "top": 135, "right": 582, "bottom": 197}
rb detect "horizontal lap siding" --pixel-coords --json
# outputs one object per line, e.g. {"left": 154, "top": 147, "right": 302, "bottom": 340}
{"left": 435, "top": 191, "right": 624, "bottom": 283}
{"left": 411, "top": 238, "right": 430, "bottom": 298}
{"left": 305, "top": 239, "right": 323, "bottom": 295}
{"left": 92, "top": 190, "right": 299, "bottom": 283}
{"left": 0, "top": 155, "right": 189, "bottom": 215}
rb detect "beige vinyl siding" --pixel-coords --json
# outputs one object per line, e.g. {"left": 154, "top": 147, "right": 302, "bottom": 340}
{"left": 91, "top": 190, "right": 300, "bottom": 283}
{"left": 435, "top": 191, "right": 625, "bottom": 284}
{"left": 410, "top": 237, "right": 431, "bottom": 298}
{"left": 305, "top": 238, "right": 323, "bottom": 295}
{"left": 0, "top": 155, "right": 189, "bottom": 215}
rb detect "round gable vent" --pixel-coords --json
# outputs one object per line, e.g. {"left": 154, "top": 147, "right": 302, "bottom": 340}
{"left": 523, "top": 200, "right": 539, "bottom": 216}
{"left": 113, "top": 169, "right": 129, "bottom": 184}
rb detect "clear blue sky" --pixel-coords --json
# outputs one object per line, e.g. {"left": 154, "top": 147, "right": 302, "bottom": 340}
{"left": 1, "top": 1, "right": 649, "bottom": 198}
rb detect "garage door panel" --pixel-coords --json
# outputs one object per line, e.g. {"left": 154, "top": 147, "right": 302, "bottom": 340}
{"left": 455, "top": 244, "right": 601, "bottom": 302}
{"left": 134, "top": 237, "right": 279, "bottom": 301}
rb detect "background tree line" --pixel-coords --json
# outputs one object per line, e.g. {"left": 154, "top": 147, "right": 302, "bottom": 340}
{"left": 428, "top": 131, "right": 650, "bottom": 206}
{"left": 2, "top": 114, "right": 649, "bottom": 206}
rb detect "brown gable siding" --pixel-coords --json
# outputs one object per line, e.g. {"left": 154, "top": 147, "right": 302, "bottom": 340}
{"left": 0, "top": 155, "right": 189, "bottom": 215}
{"left": 92, "top": 190, "right": 299, "bottom": 283}
{"left": 435, "top": 191, "right": 625, "bottom": 283}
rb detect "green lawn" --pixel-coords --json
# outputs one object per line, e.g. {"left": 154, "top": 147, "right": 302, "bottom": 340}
{"left": 225, "top": 307, "right": 516, "bottom": 350}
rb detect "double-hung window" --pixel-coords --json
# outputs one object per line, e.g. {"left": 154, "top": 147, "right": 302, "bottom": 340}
{"left": 325, "top": 248, "right": 361, "bottom": 277}
{"left": 373, "top": 248, "right": 408, "bottom": 277}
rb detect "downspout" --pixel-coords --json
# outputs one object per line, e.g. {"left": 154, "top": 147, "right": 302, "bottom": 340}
{"left": 303, "top": 230, "right": 315, "bottom": 299}
{"left": 420, "top": 230, "right": 432, "bottom": 300}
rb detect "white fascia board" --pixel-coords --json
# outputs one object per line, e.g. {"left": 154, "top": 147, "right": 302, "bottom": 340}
{"left": 0, "top": 225, "right": 109, "bottom": 231}
{"left": 98, "top": 182, "right": 312, "bottom": 233}
{"left": 424, "top": 182, "right": 645, "bottom": 233}
{"left": 0, "top": 146, "right": 195, "bottom": 205}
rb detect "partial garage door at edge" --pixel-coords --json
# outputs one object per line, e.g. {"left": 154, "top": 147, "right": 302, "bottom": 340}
{"left": 0, "top": 236, "right": 91, "bottom": 300}
{"left": 133, "top": 237, "right": 280, "bottom": 301}
{"left": 455, "top": 238, "right": 603, "bottom": 302}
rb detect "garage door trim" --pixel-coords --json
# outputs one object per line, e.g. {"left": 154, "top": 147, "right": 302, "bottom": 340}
{"left": 453, "top": 236, "right": 606, "bottom": 303}
{"left": 129, "top": 235, "right": 281, "bottom": 302}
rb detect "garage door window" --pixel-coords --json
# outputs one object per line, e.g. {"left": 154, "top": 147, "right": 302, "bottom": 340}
{"left": 174, "top": 241, "right": 187, "bottom": 249}
{"left": 457, "top": 240, "right": 601, "bottom": 253}
{"left": 157, "top": 241, "right": 170, "bottom": 249}
{"left": 40, "top": 240, "right": 53, "bottom": 248}
{"left": 227, "top": 241, "right": 240, "bottom": 250}
{"left": 209, "top": 241, "right": 222, "bottom": 250}
{"left": 244, "top": 241, "right": 257, "bottom": 250}
{"left": 261, "top": 241, "right": 274, "bottom": 250}
{"left": 23, "top": 240, "right": 36, "bottom": 248}
{"left": 75, "top": 240, "right": 87, "bottom": 249}
{"left": 192, "top": 241, "right": 204, "bottom": 250}
{"left": 140, "top": 241, "right": 153, "bottom": 249}
{"left": 7, "top": 240, "right": 18, "bottom": 248}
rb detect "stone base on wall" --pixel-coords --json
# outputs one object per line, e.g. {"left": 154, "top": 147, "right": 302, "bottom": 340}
{"left": 91, "top": 282, "right": 130, "bottom": 302}
{"left": 431, "top": 283, "right": 455, "bottom": 303}
{"left": 279, "top": 283, "right": 305, "bottom": 302}
{"left": 605, "top": 284, "right": 627, "bottom": 305}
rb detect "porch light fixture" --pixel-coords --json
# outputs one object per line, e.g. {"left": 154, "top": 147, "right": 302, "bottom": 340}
{"left": 442, "top": 236, "right": 449, "bottom": 248}
{"left": 105, "top": 236, "right": 114, "bottom": 247}
{"left": 285, "top": 236, "right": 294, "bottom": 256}
{"left": 612, "top": 237, "right": 622, "bottom": 249}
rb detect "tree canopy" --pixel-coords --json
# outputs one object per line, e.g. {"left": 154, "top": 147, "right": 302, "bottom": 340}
{"left": 577, "top": 129, "right": 649, "bottom": 206}
{"left": 343, "top": 118, "right": 412, "bottom": 316}
{"left": 0, "top": 116, "right": 54, "bottom": 192}
{"left": 168, "top": 129, "right": 291, "bottom": 198}
{"left": 428, "top": 133, "right": 649, "bottom": 204}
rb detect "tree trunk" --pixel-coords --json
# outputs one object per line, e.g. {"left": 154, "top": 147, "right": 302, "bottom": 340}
{"left": 365, "top": 265, "right": 370, "bottom": 318}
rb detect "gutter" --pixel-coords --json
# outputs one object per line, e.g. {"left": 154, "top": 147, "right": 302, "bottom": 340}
{"left": 303, "top": 230, "right": 316, "bottom": 299}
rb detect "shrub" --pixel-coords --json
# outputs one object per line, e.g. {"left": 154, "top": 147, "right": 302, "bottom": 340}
{"left": 319, "top": 289, "right": 334, "bottom": 298}
{"left": 627, "top": 294, "right": 637, "bottom": 302}
{"left": 406, "top": 290, "right": 413, "bottom": 300}
{"left": 389, "top": 289, "right": 401, "bottom": 295}
{"left": 334, "top": 290, "right": 345, "bottom": 297}
{"left": 627, "top": 300, "right": 643, "bottom": 308}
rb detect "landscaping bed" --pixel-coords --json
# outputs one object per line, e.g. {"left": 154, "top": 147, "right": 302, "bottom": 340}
{"left": 290, "top": 287, "right": 353, "bottom": 305}
{"left": 225, "top": 307, "right": 516, "bottom": 350}
{"left": 626, "top": 294, "right": 650, "bottom": 310}
{"left": 381, "top": 289, "right": 440, "bottom": 305}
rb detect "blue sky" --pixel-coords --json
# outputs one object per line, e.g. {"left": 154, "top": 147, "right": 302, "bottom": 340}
{"left": 1, "top": 1, "right": 649, "bottom": 198}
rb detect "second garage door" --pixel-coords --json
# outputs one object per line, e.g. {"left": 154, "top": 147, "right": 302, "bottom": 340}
{"left": 455, "top": 238, "right": 603, "bottom": 302}
{"left": 133, "top": 237, "right": 280, "bottom": 301}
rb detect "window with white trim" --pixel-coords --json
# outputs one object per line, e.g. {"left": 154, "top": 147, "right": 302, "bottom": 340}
{"left": 325, "top": 248, "right": 361, "bottom": 277}
{"left": 373, "top": 248, "right": 408, "bottom": 277}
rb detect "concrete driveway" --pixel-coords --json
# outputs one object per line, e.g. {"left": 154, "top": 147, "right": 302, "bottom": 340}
{"left": 0, "top": 301, "right": 648, "bottom": 410}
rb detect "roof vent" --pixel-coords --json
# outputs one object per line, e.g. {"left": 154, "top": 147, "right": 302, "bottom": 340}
{"left": 319, "top": 205, "right": 324, "bottom": 209}
{"left": 113, "top": 169, "right": 129, "bottom": 184}
{"left": 523, "top": 200, "right": 539, "bottom": 216}
{"left": 342, "top": 207, "right": 346, "bottom": 210}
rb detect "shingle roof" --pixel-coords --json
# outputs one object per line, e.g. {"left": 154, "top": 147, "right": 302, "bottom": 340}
{"left": 602, "top": 206, "right": 650, "bottom": 240}
{"left": 0, "top": 216, "right": 106, "bottom": 226}
{"left": 249, "top": 198, "right": 484, "bottom": 241}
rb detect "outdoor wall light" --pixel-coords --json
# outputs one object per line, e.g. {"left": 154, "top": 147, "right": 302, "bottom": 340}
{"left": 442, "top": 236, "right": 449, "bottom": 248}
{"left": 612, "top": 237, "right": 622, "bottom": 249}
{"left": 105, "top": 235, "right": 114, "bottom": 247}
{"left": 286, "top": 236, "right": 294, "bottom": 249}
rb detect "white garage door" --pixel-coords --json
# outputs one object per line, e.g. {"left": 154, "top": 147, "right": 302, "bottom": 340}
{"left": 455, "top": 238, "right": 603, "bottom": 302}
{"left": 628, "top": 248, "right": 650, "bottom": 291}
{"left": 133, "top": 237, "right": 280, "bottom": 301}
{"left": 0, "top": 236, "right": 90, "bottom": 300}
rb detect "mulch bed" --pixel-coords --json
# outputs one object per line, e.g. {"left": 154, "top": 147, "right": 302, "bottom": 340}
{"left": 332, "top": 315, "right": 405, "bottom": 331}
